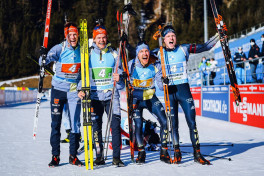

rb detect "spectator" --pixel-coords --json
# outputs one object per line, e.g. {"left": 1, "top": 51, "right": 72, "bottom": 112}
{"left": 261, "top": 34, "right": 264, "bottom": 83}
{"left": 233, "top": 47, "right": 247, "bottom": 84}
{"left": 199, "top": 57, "right": 210, "bottom": 86}
{"left": 209, "top": 58, "right": 217, "bottom": 85}
{"left": 248, "top": 38, "right": 260, "bottom": 83}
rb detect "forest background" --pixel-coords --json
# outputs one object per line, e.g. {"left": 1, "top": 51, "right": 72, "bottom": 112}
{"left": 0, "top": 0, "right": 263, "bottom": 81}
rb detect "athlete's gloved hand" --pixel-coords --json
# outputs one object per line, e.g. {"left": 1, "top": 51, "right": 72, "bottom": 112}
{"left": 161, "top": 76, "right": 169, "bottom": 84}
{"left": 120, "top": 33, "right": 128, "bottom": 42}
{"left": 39, "top": 46, "right": 48, "bottom": 56}
{"left": 122, "top": 71, "right": 128, "bottom": 79}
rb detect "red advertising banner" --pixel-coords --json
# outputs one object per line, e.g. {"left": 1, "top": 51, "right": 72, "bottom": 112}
{"left": 230, "top": 84, "right": 264, "bottom": 128}
{"left": 190, "top": 87, "right": 201, "bottom": 116}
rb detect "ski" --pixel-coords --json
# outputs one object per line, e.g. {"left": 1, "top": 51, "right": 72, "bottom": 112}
{"left": 33, "top": 0, "right": 52, "bottom": 140}
{"left": 209, "top": 0, "right": 241, "bottom": 105}
{"left": 80, "top": 19, "right": 93, "bottom": 170}
{"left": 153, "top": 25, "right": 176, "bottom": 164}
{"left": 118, "top": 6, "right": 135, "bottom": 162}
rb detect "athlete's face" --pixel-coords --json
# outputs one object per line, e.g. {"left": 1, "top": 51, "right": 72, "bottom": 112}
{"left": 94, "top": 34, "right": 107, "bottom": 50}
{"left": 138, "top": 49, "right": 150, "bottom": 67}
{"left": 164, "top": 32, "right": 176, "bottom": 49}
{"left": 67, "top": 31, "right": 78, "bottom": 48}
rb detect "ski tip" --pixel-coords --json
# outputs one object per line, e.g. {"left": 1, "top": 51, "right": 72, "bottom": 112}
{"left": 117, "top": 11, "right": 119, "bottom": 21}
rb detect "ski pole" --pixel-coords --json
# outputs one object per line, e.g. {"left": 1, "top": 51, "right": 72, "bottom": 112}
{"left": 181, "top": 151, "right": 232, "bottom": 161}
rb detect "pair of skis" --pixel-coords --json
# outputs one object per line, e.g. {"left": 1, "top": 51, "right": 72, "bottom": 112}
{"left": 153, "top": 26, "right": 176, "bottom": 164}
{"left": 209, "top": 0, "right": 241, "bottom": 105}
{"left": 118, "top": 4, "right": 137, "bottom": 162}
{"left": 103, "top": 3, "right": 137, "bottom": 162}
{"left": 33, "top": 0, "right": 52, "bottom": 140}
{"left": 80, "top": 19, "right": 94, "bottom": 170}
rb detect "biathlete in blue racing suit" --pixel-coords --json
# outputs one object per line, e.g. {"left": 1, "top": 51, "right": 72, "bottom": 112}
{"left": 78, "top": 24, "right": 125, "bottom": 167}
{"left": 128, "top": 42, "right": 171, "bottom": 164}
{"left": 39, "top": 22, "right": 84, "bottom": 167}
{"left": 155, "top": 25, "right": 219, "bottom": 165}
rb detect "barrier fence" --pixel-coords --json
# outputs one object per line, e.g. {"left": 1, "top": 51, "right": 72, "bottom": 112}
{"left": 0, "top": 87, "right": 38, "bottom": 106}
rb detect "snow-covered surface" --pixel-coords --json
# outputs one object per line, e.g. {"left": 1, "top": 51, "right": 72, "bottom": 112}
{"left": 1, "top": 101, "right": 264, "bottom": 176}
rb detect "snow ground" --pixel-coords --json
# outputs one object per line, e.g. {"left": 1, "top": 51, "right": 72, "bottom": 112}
{"left": 0, "top": 101, "right": 264, "bottom": 176}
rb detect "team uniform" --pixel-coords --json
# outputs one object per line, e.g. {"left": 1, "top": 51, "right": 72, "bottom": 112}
{"left": 128, "top": 43, "right": 170, "bottom": 164}
{"left": 156, "top": 30, "right": 218, "bottom": 164}
{"left": 40, "top": 37, "right": 83, "bottom": 166}
{"left": 89, "top": 42, "right": 124, "bottom": 165}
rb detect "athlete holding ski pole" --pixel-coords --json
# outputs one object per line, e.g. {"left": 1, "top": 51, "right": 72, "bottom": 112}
{"left": 155, "top": 25, "right": 218, "bottom": 165}
{"left": 39, "top": 22, "right": 83, "bottom": 167}
{"left": 78, "top": 22, "right": 125, "bottom": 167}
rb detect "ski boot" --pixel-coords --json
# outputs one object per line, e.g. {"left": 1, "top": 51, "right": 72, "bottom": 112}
{"left": 172, "top": 146, "right": 182, "bottom": 164}
{"left": 193, "top": 148, "right": 210, "bottom": 165}
{"left": 48, "top": 155, "right": 60, "bottom": 167}
{"left": 160, "top": 147, "right": 171, "bottom": 164}
{"left": 69, "top": 155, "right": 84, "bottom": 167}
{"left": 112, "top": 157, "right": 125, "bottom": 167}
{"left": 136, "top": 150, "right": 146, "bottom": 164}
{"left": 94, "top": 156, "right": 105, "bottom": 166}
{"left": 61, "top": 130, "right": 70, "bottom": 143}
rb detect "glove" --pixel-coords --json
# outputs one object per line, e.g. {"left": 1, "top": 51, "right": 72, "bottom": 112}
{"left": 39, "top": 46, "right": 48, "bottom": 56}
{"left": 120, "top": 33, "right": 128, "bottom": 42}
{"left": 122, "top": 71, "right": 128, "bottom": 79}
{"left": 161, "top": 76, "right": 169, "bottom": 84}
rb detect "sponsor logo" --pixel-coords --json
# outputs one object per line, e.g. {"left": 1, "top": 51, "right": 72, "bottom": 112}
{"left": 221, "top": 87, "right": 228, "bottom": 91}
{"left": 239, "top": 87, "right": 248, "bottom": 91}
{"left": 258, "top": 86, "right": 264, "bottom": 91}
{"left": 154, "top": 101, "right": 161, "bottom": 106}
{"left": 54, "top": 98, "right": 59, "bottom": 104}
{"left": 186, "top": 98, "right": 193, "bottom": 103}
{"left": 233, "top": 97, "right": 264, "bottom": 121}
{"left": 51, "top": 108, "right": 61, "bottom": 115}
{"left": 194, "top": 99, "right": 199, "bottom": 108}
{"left": 214, "top": 87, "right": 220, "bottom": 91}
{"left": 208, "top": 88, "right": 213, "bottom": 91}
{"left": 249, "top": 86, "right": 257, "bottom": 91}
{"left": 203, "top": 99, "right": 227, "bottom": 114}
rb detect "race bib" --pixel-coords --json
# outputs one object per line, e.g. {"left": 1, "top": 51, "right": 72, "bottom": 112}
{"left": 132, "top": 78, "right": 153, "bottom": 89}
{"left": 61, "top": 63, "right": 81, "bottom": 79}
{"left": 90, "top": 67, "right": 113, "bottom": 90}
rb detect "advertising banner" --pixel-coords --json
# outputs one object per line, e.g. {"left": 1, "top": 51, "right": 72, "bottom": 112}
{"left": 230, "top": 84, "right": 264, "bottom": 128}
{"left": 0, "top": 90, "right": 5, "bottom": 105}
{"left": 190, "top": 87, "right": 201, "bottom": 116}
{"left": 202, "top": 86, "right": 229, "bottom": 121}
